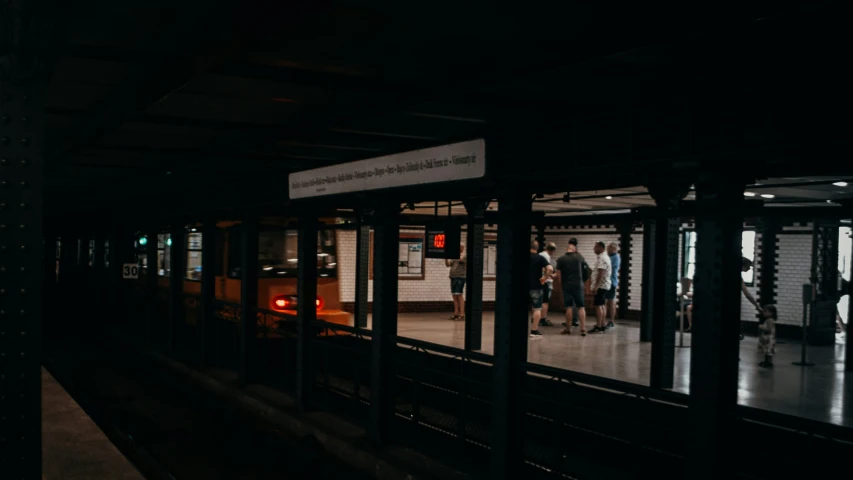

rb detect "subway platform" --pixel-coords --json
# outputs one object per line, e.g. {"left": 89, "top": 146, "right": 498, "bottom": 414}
{"left": 383, "top": 312, "right": 852, "bottom": 427}
{"left": 41, "top": 369, "right": 144, "bottom": 480}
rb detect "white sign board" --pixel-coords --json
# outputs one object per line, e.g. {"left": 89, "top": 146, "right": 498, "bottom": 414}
{"left": 288, "top": 139, "right": 485, "bottom": 199}
{"left": 122, "top": 263, "right": 139, "bottom": 279}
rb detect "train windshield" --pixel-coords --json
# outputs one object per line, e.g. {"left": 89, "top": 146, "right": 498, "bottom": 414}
{"left": 228, "top": 229, "right": 337, "bottom": 279}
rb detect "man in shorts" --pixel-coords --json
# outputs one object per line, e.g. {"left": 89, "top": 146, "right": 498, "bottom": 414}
{"left": 529, "top": 240, "right": 553, "bottom": 337}
{"left": 557, "top": 238, "right": 588, "bottom": 336}
{"left": 605, "top": 242, "right": 620, "bottom": 329}
{"left": 589, "top": 241, "right": 612, "bottom": 334}
{"left": 539, "top": 242, "right": 558, "bottom": 326}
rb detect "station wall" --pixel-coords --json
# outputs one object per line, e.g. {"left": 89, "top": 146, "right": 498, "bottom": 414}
{"left": 334, "top": 222, "right": 831, "bottom": 326}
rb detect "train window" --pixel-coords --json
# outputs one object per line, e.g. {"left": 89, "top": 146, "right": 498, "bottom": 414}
{"left": 228, "top": 228, "right": 337, "bottom": 279}
{"left": 157, "top": 234, "right": 171, "bottom": 277}
{"left": 186, "top": 232, "right": 203, "bottom": 281}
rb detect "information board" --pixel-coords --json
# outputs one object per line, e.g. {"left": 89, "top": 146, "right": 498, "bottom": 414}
{"left": 425, "top": 223, "right": 461, "bottom": 259}
{"left": 288, "top": 139, "right": 485, "bottom": 199}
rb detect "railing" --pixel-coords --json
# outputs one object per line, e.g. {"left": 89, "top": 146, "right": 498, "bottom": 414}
{"left": 255, "top": 308, "right": 298, "bottom": 392}
{"left": 209, "top": 300, "right": 242, "bottom": 370}
{"left": 390, "top": 336, "right": 494, "bottom": 471}
{"left": 310, "top": 321, "right": 373, "bottom": 425}
{"left": 520, "top": 361, "right": 688, "bottom": 479}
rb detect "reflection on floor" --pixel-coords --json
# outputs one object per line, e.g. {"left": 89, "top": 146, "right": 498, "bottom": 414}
{"left": 364, "top": 312, "right": 852, "bottom": 427}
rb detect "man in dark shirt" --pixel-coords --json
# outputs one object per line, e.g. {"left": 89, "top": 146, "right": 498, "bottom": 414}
{"left": 529, "top": 240, "right": 553, "bottom": 337}
{"left": 556, "top": 238, "right": 588, "bottom": 336}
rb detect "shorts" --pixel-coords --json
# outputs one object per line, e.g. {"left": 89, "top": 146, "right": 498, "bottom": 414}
{"left": 594, "top": 288, "right": 608, "bottom": 306}
{"left": 529, "top": 289, "right": 544, "bottom": 309}
{"left": 542, "top": 282, "right": 552, "bottom": 303}
{"left": 605, "top": 285, "right": 617, "bottom": 301}
{"left": 562, "top": 285, "right": 585, "bottom": 308}
{"left": 450, "top": 277, "right": 466, "bottom": 295}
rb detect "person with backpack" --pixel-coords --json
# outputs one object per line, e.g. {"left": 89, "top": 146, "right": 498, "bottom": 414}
{"left": 557, "top": 238, "right": 590, "bottom": 336}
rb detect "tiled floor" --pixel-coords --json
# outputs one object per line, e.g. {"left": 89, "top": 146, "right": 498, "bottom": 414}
{"left": 42, "top": 368, "right": 144, "bottom": 480}
{"left": 364, "top": 312, "right": 852, "bottom": 427}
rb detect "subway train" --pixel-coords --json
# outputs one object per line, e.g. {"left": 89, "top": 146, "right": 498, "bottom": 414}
{"left": 135, "top": 218, "right": 351, "bottom": 331}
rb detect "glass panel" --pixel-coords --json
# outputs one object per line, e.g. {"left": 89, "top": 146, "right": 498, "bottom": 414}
{"left": 158, "top": 233, "right": 171, "bottom": 277}
{"left": 186, "top": 232, "right": 203, "bottom": 280}
{"left": 741, "top": 230, "right": 756, "bottom": 285}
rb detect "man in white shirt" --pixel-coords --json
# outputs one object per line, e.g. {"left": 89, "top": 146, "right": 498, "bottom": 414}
{"left": 538, "top": 242, "right": 558, "bottom": 326}
{"left": 589, "top": 241, "right": 612, "bottom": 334}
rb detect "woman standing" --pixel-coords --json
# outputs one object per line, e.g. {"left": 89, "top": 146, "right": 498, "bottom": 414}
{"left": 446, "top": 244, "right": 466, "bottom": 320}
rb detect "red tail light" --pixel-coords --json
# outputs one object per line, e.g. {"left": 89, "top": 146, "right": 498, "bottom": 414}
{"left": 271, "top": 294, "right": 324, "bottom": 311}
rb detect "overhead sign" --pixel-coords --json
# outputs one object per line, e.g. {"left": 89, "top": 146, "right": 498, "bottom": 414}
{"left": 288, "top": 139, "right": 485, "bottom": 199}
{"left": 122, "top": 263, "right": 139, "bottom": 279}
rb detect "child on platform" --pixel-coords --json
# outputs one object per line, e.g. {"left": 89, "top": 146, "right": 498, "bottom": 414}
{"left": 758, "top": 305, "right": 777, "bottom": 368}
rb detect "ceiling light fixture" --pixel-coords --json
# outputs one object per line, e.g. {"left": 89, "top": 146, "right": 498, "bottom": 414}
{"left": 833, "top": 181, "right": 848, "bottom": 187}
{"left": 744, "top": 192, "right": 756, "bottom": 197}
{"left": 760, "top": 194, "right": 775, "bottom": 199}
{"left": 605, "top": 196, "right": 613, "bottom": 200}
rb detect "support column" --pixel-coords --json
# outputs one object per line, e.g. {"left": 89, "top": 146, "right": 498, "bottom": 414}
{"left": 200, "top": 219, "right": 216, "bottom": 368}
{"left": 639, "top": 214, "right": 656, "bottom": 342}
{"left": 757, "top": 218, "right": 779, "bottom": 308}
{"left": 616, "top": 221, "right": 633, "bottom": 320}
{"left": 491, "top": 191, "right": 532, "bottom": 480}
{"left": 464, "top": 199, "right": 487, "bottom": 351}
{"left": 687, "top": 177, "right": 746, "bottom": 478}
{"left": 354, "top": 209, "right": 371, "bottom": 329}
{"left": 296, "top": 219, "right": 318, "bottom": 410}
{"left": 369, "top": 205, "right": 399, "bottom": 445}
{"left": 146, "top": 228, "right": 158, "bottom": 344}
{"left": 0, "top": 41, "right": 48, "bottom": 477}
{"left": 809, "top": 219, "right": 839, "bottom": 345}
{"left": 844, "top": 202, "right": 853, "bottom": 372}
{"left": 239, "top": 215, "right": 259, "bottom": 384}
{"left": 169, "top": 225, "right": 185, "bottom": 354}
{"left": 647, "top": 184, "right": 687, "bottom": 389}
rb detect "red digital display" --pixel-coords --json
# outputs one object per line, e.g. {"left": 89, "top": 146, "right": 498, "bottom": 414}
{"left": 433, "top": 234, "right": 445, "bottom": 249}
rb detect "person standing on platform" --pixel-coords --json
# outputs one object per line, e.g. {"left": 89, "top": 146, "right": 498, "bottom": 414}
{"left": 558, "top": 238, "right": 588, "bottom": 336}
{"left": 589, "top": 241, "right": 612, "bottom": 334}
{"left": 757, "top": 305, "right": 778, "bottom": 368}
{"left": 605, "top": 242, "right": 620, "bottom": 329}
{"left": 445, "top": 244, "right": 466, "bottom": 321}
{"left": 539, "top": 242, "right": 558, "bottom": 327}
{"left": 529, "top": 240, "right": 553, "bottom": 337}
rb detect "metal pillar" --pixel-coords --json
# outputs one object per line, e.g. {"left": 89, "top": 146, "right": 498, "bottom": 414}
{"left": 169, "top": 225, "right": 185, "bottom": 354}
{"left": 239, "top": 215, "right": 259, "bottom": 384}
{"left": 369, "top": 205, "right": 399, "bottom": 445}
{"left": 200, "top": 219, "right": 216, "bottom": 368}
{"left": 145, "top": 228, "right": 158, "bottom": 344}
{"left": 757, "top": 218, "right": 779, "bottom": 308}
{"left": 647, "top": 185, "right": 686, "bottom": 389}
{"left": 639, "top": 215, "right": 655, "bottom": 342}
{"left": 296, "top": 219, "right": 318, "bottom": 410}
{"left": 617, "top": 221, "right": 633, "bottom": 320}
{"left": 809, "top": 219, "right": 839, "bottom": 345}
{"left": 354, "top": 209, "right": 371, "bottom": 328}
{"left": 0, "top": 35, "right": 48, "bottom": 478}
{"left": 491, "top": 191, "right": 532, "bottom": 480}
{"left": 687, "top": 177, "right": 746, "bottom": 478}
{"left": 464, "top": 199, "right": 487, "bottom": 351}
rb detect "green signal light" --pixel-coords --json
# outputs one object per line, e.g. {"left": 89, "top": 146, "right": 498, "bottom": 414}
{"left": 138, "top": 236, "right": 148, "bottom": 246}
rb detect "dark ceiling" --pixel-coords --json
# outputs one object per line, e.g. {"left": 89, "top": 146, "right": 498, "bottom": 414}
{"left": 40, "top": 1, "right": 852, "bottom": 219}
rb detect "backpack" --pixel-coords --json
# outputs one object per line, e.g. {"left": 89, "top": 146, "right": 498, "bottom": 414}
{"left": 582, "top": 261, "right": 592, "bottom": 282}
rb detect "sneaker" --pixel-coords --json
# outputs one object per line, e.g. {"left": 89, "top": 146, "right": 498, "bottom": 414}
{"left": 572, "top": 320, "right": 579, "bottom": 327}
{"left": 606, "top": 321, "right": 615, "bottom": 329}
{"left": 590, "top": 326, "right": 604, "bottom": 334}
{"left": 539, "top": 318, "right": 554, "bottom": 327}
{"left": 530, "top": 330, "right": 543, "bottom": 337}
{"left": 581, "top": 330, "right": 587, "bottom": 337}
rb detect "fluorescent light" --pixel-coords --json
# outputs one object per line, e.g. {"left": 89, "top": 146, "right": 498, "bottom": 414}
{"left": 605, "top": 196, "right": 613, "bottom": 200}
{"left": 760, "top": 194, "right": 775, "bottom": 199}
{"left": 317, "top": 253, "right": 329, "bottom": 257}
{"left": 327, "top": 263, "right": 337, "bottom": 267}
{"left": 262, "top": 266, "right": 273, "bottom": 271}
{"left": 833, "top": 181, "right": 848, "bottom": 187}
{"left": 744, "top": 192, "right": 756, "bottom": 197}
{"left": 287, "top": 259, "right": 298, "bottom": 263}
{"left": 827, "top": 200, "right": 834, "bottom": 203}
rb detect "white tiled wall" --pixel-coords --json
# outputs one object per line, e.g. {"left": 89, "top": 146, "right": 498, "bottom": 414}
{"left": 337, "top": 225, "right": 817, "bottom": 323}
{"left": 776, "top": 234, "right": 814, "bottom": 326}
{"left": 741, "top": 233, "right": 761, "bottom": 322}
{"left": 337, "top": 229, "right": 496, "bottom": 303}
